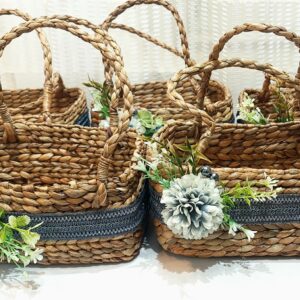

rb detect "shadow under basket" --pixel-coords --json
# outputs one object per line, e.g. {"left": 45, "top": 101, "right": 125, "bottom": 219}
{"left": 148, "top": 118, "right": 300, "bottom": 257}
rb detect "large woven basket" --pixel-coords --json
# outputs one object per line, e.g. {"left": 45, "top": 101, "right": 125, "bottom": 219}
{"left": 198, "top": 23, "right": 300, "bottom": 121}
{"left": 0, "top": 17, "right": 145, "bottom": 264}
{"left": 99, "top": 0, "right": 233, "bottom": 124}
{"left": 0, "top": 9, "right": 88, "bottom": 125}
{"left": 149, "top": 58, "right": 300, "bottom": 257}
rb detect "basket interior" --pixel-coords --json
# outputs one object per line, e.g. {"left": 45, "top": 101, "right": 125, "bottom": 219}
{"left": 2, "top": 87, "right": 84, "bottom": 120}
{"left": 240, "top": 86, "right": 300, "bottom": 121}
{"left": 132, "top": 77, "right": 233, "bottom": 122}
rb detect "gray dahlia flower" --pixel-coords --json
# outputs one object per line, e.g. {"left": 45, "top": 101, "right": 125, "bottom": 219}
{"left": 161, "top": 173, "right": 224, "bottom": 240}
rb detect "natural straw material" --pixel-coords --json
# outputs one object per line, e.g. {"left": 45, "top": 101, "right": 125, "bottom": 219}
{"left": 198, "top": 23, "right": 300, "bottom": 120}
{"left": 100, "top": 0, "right": 233, "bottom": 124}
{"left": 0, "top": 17, "right": 145, "bottom": 264}
{"left": 148, "top": 58, "right": 300, "bottom": 257}
{"left": 0, "top": 9, "right": 87, "bottom": 125}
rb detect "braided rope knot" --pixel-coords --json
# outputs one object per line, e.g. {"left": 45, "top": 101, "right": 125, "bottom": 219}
{"left": 93, "top": 156, "right": 112, "bottom": 208}
{"left": 0, "top": 99, "right": 17, "bottom": 143}
{"left": 205, "top": 103, "right": 216, "bottom": 114}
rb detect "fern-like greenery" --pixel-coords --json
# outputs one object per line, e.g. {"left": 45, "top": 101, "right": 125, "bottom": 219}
{"left": 0, "top": 209, "right": 43, "bottom": 267}
{"left": 83, "top": 78, "right": 111, "bottom": 119}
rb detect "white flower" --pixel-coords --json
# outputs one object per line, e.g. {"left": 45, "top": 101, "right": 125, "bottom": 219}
{"left": 242, "top": 94, "right": 255, "bottom": 109}
{"left": 228, "top": 219, "right": 256, "bottom": 242}
{"left": 99, "top": 118, "right": 110, "bottom": 128}
{"left": 31, "top": 248, "right": 44, "bottom": 264}
{"left": 130, "top": 115, "right": 146, "bottom": 134}
{"left": 262, "top": 172, "right": 283, "bottom": 194}
{"left": 134, "top": 160, "right": 147, "bottom": 173}
{"left": 240, "top": 227, "right": 257, "bottom": 242}
{"left": 161, "top": 173, "right": 224, "bottom": 240}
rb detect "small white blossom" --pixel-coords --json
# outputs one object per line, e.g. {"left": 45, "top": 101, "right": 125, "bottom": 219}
{"left": 134, "top": 160, "right": 147, "bottom": 173}
{"left": 99, "top": 118, "right": 110, "bottom": 128}
{"left": 30, "top": 248, "right": 44, "bottom": 264}
{"left": 228, "top": 220, "right": 256, "bottom": 242}
{"left": 240, "top": 227, "right": 257, "bottom": 242}
{"left": 161, "top": 173, "right": 224, "bottom": 240}
{"left": 130, "top": 116, "right": 146, "bottom": 135}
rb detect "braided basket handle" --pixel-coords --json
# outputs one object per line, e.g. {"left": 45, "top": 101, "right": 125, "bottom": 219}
{"left": 101, "top": 0, "right": 193, "bottom": 86}
{"left": 0, "top": 17, "right": 134, "bottom": 208}
{"left": 198, "top": 23, "right": 300, "bottom": 106}
{"left": 31, "top": 14, "right": 127, "bottom": 127}
{"left": 102, "top": 0, "right": 192, "bottom": 65}
{"left": 169, "top": 58, "right": 300, "bottom": 120}
{"left": 0, "top": 9, "right": 67, "bottom": 122}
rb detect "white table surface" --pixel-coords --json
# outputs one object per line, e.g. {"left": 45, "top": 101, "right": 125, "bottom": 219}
{"left": 1, "top": 230, "right": 300, "bottom": 300}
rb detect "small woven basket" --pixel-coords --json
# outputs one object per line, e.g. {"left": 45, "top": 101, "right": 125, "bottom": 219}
{"left": 149, "top": 58, "right": 300, "bottom": 257}
{"left": 198, "top": 23, "right": 300, "bottom": 121}
{"left": 99, "top": 0, "right": 233, "bottom": 124}
{"left": 0, "top": 9, "right": 88, "bottom": 125}
{"left": 0, "top": 17, "right": 145, "bottom": 264}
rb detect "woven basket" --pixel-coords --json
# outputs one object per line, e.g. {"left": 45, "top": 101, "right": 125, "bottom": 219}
{"left": 149, "top": 58, "right": 300, "bottom": 257}
{"left": 0, "top": 17, "right": 145, "bottom": 264}
{"left": 198, "top": 23, "right": 300, "bottom": 121}
{"left": 0, "top": 9, "right": 88, "bottom": 125}
{"left": 99, "top": 0, "right": 233, "bottom": 124}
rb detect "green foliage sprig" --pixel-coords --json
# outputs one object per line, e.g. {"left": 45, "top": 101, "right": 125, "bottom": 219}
{"left": 238, "top": 93, "right": 268, "bottom": 124}
{"left": 131, "top": 110, "right": 163, "bottom": 137}
{"left": 273, "top": 81, "right": 294, "bottom": 122}
{"left": 83, "top": 78, "right": 111, "bottom": 119}
{"left": 0, "top": 209, "right": 43, "bottom": 267}
{"left": 220, "top": 175, "right": 282, "bottom": 240}
{"left": 239, "top": 82, "right": 294, "bottom": 125}
{"left": 135, "top": 139, "right": 210, "bottom": 188}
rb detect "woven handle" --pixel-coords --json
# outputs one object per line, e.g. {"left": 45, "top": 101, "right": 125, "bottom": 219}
{"left": 198, "top": 23, "right": 300, "bottom": 105}
{"left": 35, "top": 14, "right": 127, "bottom": 127}
{"left": 0, "top": 17, "right": 134, "bottom": 207}
{"left": 101, "top": 0, "right": 194, "bottom": 91}
{"left": 102, "top": 0, "right": 192, "bottom": 65}
{"left": 168, "top": 58, "right": 300, "bottom": 119}
{"left": 0, "top": 9, "right": 68, "bottom": 122}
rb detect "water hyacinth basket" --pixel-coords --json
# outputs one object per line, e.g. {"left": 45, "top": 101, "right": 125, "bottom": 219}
{"left": 0, "top": 9, "right": 88, "bottom": 126}
{"left": 97, "top": 0, "right": 233, "bottom": 125}
{"left": 198, "top": 22, "right": 300, "bottom": 122}
{"left": 0, "top": 17, "right": 146, "bottom": 264}
{"left": 149, "top": 57, "right": 300, "bottom": 257}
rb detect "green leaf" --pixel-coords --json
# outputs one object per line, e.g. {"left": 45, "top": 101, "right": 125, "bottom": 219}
{"left": 8, "top": 216, "right": 18, "bottom": 228}
{"left": 0, "top": 208, "right": 5, "bottom": 219}
{"left": 16, "top": 215, "right": 31, "bottom": 228}
{"left": 137, "top": 110, "right": 152, "bottom": 123}
{"left": 20, "top": 230, "right": 40, "bottom": 248}
{"left": 0, "top": 226, "right": 13, "bottom": 243}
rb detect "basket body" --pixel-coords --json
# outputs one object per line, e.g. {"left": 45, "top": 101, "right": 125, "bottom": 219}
{"left": 0, "top": 123, "right": 145, "bottom": 264}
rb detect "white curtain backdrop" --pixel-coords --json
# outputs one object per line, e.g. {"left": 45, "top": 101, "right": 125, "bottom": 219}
{"left": 0, "top": 0, "right": 300, "bottom": 107}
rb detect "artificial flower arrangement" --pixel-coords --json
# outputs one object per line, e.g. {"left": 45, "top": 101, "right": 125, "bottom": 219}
{"left": 0, "top": 209, "right": 43, "bottom": 267}
{"left": 135, "top": 140, "right": 282, "bottom": 241}
{"left": 83, "top": 78, "right": 111, "bottom": 127}
{"left": 238, "top": 81, "right": 294, "bottom": 124}
{"left": 84, "top": 78, "right": 163, "bottom": 134}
